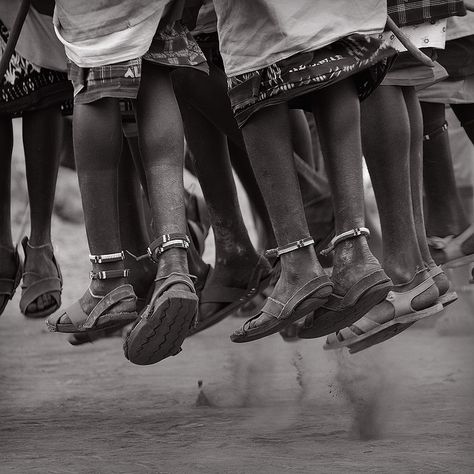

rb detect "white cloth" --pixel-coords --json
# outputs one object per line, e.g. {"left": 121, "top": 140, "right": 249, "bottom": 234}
{"left": 54, "top": 9, "right": 162, "bottom": 67}
{"left": 378, "top": 19, "right": 447, "bottom": 52}
{"left": 212, "top": 0, "right": 387, "bottom": 77}
{"left": 446, "top": 11, "right": 474, "bottom": 41}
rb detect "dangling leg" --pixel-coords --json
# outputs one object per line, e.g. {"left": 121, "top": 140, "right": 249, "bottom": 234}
{"left": 124, "top": 62, "right": 198, "bottom": 365}
{"left": 0, "top": 116, "right": 21, "bottom": 316}
{"left": 420, "top": 101, "right": 474, "bottom": 266}
{"left": 47, "top": 98, "right": 137, "bottom": 334}
{"left": 20, "top": 106, "right": 63, "bottom": 318}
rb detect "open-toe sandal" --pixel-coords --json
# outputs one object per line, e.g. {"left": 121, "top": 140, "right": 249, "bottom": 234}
{"left": 428, "top": 224, "right": 474, "bottom": 269}
{"left": 0, "top": 246, "right": 22, "bottom": 317}
{"left": 427, "top": 264, "right": 457, "bottom": 307}
{"left": 124, "top": 234, "right": 199, "bottom": 365}
{"left": 298, "top": 228, "right": 392, "bottom": 339}
{"left": 230, "top": 237, "right": 333, "bottom": 343}
{"left": 324, "top": 268, "right": 443, "bottom": 354}
{"left": 189, "top": 254, "right": 273, "bottom": 336}
{"left": 46, "top": 251, "right": 137, "bottom": 333}
{"left": 20, "top": 237, "right": 62, "bottom": 319}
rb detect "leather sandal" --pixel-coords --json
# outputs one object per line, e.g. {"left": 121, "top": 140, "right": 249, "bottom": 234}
{"left": 20, "top": 237, "right": 62, "bottom": 319}
{"left": 428, "top": 224, "right": 474, "bottom": 269}
{"left": 324, "top": 268, "right": 442, "bottom": 354}
{"left": 188, "top": 254, "right": 273, "bottom": 336}
{"left": 0, "top": 246, "right": 22, "bottom": 317}
{"left": 298, "top": 228, "right": 392, "bottom": 339}
{"left": 230, "top": 237, "right": 333, "bottom": 343}
{"left": 124, "top": 234, "right": 198, "bottom": 366}
{"left": 46, "top": 251, "right": 137, "bottom": 333}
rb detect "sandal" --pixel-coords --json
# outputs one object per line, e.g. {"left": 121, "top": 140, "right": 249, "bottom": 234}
{"left": 20, "top": 237, "right": 62, "bottom": 319}
{"left": 124, "top": 234, "right": 199, "bottom": 365}
{"left": 428, "top": 224, "right": 474, "bottom": 269}
{"left": 230, "top": 237, "right": 333, "bottom": 343}
{"left": 0, "top": 246, "right": 22, "bottom": 317}
{"left": 427, "top": 264, "right": 457, "bottom": 307}
{"left": 188, "top": 254, "right": 273, "bottom": 336}
{"left": 324, "top": 268, "right": 442, "bottom": 354}
{"left": 46, "top": 251, "right": 137, "bottom": 333}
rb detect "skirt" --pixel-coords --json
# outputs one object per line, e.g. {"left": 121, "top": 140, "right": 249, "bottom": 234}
{"left": 381, "top": 49, "right": 448, "bottom": 89}
{"left": 0, "top": 20, "right": 72, "bottom": 117}
{"left": 227, "top": 34, "right": 397, "bottom": 128}
{"left": 69, "top": 21, "right": 208, "bottom": 105}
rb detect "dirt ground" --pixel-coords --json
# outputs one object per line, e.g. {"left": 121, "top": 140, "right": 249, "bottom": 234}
{"left": 0, "top": 212, "right": 473, "bottom": 474}
{"left": 1, "top": 137, "right": 474, "bottom": 473}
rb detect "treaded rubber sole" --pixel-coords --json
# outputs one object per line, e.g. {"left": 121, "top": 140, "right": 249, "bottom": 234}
{"left": 298, "top": 281, "right": 392, "bottom": 339}
{"left": 346, "top": 302, "right": 444, "bottom": 354}
{"left": 124, "top": 290, "right": 198, "bottom": 366}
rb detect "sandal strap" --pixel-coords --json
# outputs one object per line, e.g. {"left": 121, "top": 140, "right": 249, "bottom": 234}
{"left": 264, "top": 237, "right": 314, "bottom": 259}
{"left": 154, "top": 272, "right": 196, "bottom": 297}
{"left": 423, "top": 121, "right": 447, "bottom": 141}
{"left": 320, "top": 227, "right": 370, "bottom": 256}
{"left": 90, "top": 269, "right": 130, "bottom": 280}
{"left": 147, "top": 233, "right": 190, "bottom": 262}
{"left": 89, "top": 251, "right": 124, "bottom": 263}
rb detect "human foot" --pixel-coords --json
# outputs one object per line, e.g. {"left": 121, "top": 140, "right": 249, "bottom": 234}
{"left": 231, "top": 239, "right": 333, "bottom": 343}
{"left": 428, "top": 224, "right": 474, "bottom": 268}
{"left": 298, "top": 230, "right": 392, "bottom": 339}
{"left": 20, "top": 237, "right": 62, "bottom": 319}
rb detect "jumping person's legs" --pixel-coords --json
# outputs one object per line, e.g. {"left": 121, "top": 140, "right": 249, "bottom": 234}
{"left": 0, "top": 116, "right": 20, "bottom": 316}
{"left": 21, "top": 106, "right": 63, "bottom": 317}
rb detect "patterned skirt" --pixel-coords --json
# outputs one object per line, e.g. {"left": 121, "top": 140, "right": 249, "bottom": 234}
{"left": 69, "top": 21, "right": 208, "bottom": 105}
{"left": 0, "top": 20, "right": 72, "bottom": 117}
{"left": 227, "top": 34, "right": 397, "bottom": 128}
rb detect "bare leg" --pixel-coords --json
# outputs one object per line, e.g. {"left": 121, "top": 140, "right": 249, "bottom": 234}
{"left": 241, "top": 103, "right": 326, "bottom": 327}
{"left": 0, "top": 116, "right": 18, "bottom": 312}
{"left": 311, "top": 79, "right": 381, "bottom": 295}
{"left": 362, "top": 86, "right": 423, "bottom": 283}
{"left": 22, "top": 106, "right": 63, "bottom": 314}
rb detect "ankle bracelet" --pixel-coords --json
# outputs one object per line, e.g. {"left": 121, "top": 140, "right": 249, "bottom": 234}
{"left": 423, "top": 122, "right": 447, "bottom": 141}
{"left": 89, "top": 251, "right": 125, "bottom": 264}
{"left": 147, "top": 233, "right": 191, "bottom": 263}
{"left": 90, "top": 269, "right": 130, "bottom": 280}
{"left": 320, "top": 227, "right": 370, "bottom": 256}
{"left": 265, "top": 237, "right": 315, "bottom": 259}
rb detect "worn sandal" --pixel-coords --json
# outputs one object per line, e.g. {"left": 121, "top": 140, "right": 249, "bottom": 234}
{"left": 46, "top": 251, "right": 137, "bottom": 333}
{"left": 20, "top": 237, "right": 62, "bottom": 319}
{"left": 298, "top": 228, "right": 392, "bottom": 339}
{"left": 124, "top": 234, "right": 199, "bottom": 365}
{"left": 428, "top": 224, "right": 474, "bottom": 269}
{"left": 230, "top": 237, "right": 333, "bottom": 343}
{"left": 0, "top": 246, "right": 22, "bottom": 317}
{"left": 324, "top": 269, "right": 442, "bottom": 354}
{"left": 189, "top": 254, "right": 272, "bottom": 336}
{"left": 427, "top": 264, "right": 457, "bottom": 307}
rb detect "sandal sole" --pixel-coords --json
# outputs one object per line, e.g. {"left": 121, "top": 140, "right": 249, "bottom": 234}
{"left": 299, "top": 281, "right": 392, "bottom": 339}
{"left": 230, "top": 294, "right": 329, "bottom": 343}
{"left": 345, "top": 302, "right": 444, "bottom": 354}
{"left": 46, "top": 312, "right": 137, "bottom": 333}
{"left": 124, "top": 290, "right": 198, "bottom": 366}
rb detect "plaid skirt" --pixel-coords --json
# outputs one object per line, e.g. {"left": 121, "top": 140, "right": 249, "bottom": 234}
{"left": 0, "top": 21, "right": 72, "bottom": 117}
{"left": 228, "top": 35, "right": 397, "bottom": 128}
{"left": 69, "top": 21, "right": 208, "bottom": 105}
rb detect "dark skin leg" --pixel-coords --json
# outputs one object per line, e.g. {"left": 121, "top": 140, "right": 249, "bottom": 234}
{"left": 118, "top": 137, "right": 155, "bottom": 300}
{"left": 22, "top": 106, "right": 63, "bottom": 314}
{"left": 420, "top": 101, "right": 474, "bottom": 257}
{"left": 135, "top": 62, "right": 190, "bottom": 295}
{"left": 241, "top": 103, "right": 325, "bottom": 328}
{"left": 0, "top": 117, "right": 18, "bottom": 311}
{"left": 71, "top": 98, "right": 128, "bottom": 317}
{"left": 310, "top": 79, "right": 381, "bottom": 296}
{"left": 362, "top": 86, "right": 423, "bottom": 284}
{"left": 174, "top": 70, "right": 269, "bottom": 316}
{"left": 420, "top": 102, "right": 470, "bottom": 235}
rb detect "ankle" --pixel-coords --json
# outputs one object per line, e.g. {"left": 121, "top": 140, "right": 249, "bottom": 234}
{"left": 28, "top": 233, "right": 52, "bottom": 248}
{"left": 89, "top": 277, "right": 127, "bottom": 296}
{"left": 156, "top": 248, "right": 189, "bottom": 276}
